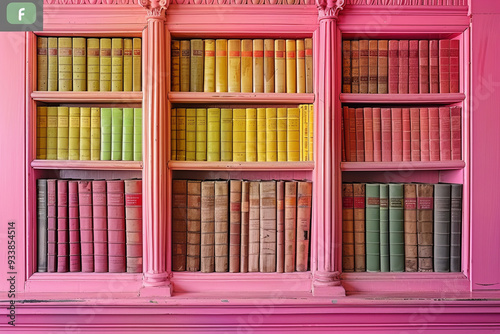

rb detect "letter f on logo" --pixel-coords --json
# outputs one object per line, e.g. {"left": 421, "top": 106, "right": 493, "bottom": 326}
{"left": 18, "top": 8, "right": 25, "bottom": 21}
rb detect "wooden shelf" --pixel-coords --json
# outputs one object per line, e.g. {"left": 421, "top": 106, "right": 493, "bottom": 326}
{"left": 168, "top": 161, "right": 314, "bottom": 171}
{"left": 341, "top": 160, "right": 465, "bottom": 171}
{"left": 31, "top": 160, "right": 143, "bottom": 170}
{"left": 340, "top": 93, "right": 466, "bottom": 104}
{"left": 168, "top": 92, "right": 315, "bottom": 104}
{"left": 31, "top": 91, "right": 143, "bottom": 103}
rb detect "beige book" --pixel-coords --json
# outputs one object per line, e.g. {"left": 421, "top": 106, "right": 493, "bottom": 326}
{"left": 305, "top": 38, "right": 314, "bottom": 94}
{"left": 274, "top": 39, "right": 286, "bottom": 93}
{"left": 241, "top": 39, "right": 253, "bottom": 93}
{"left": 220, "top": 108, "right": 233, "bottom": 161}
{"left": 180, "top": 40, "right": 190, "bottom": 92}
{"left": 123, "top": 38, "right": 133, "bottom": 92}
{"left": 287, "top": 107, "right": 301, "bottom": 161}
{"left": 99, "top": 38, "right": 112, "bottom": 91}
{"left": 264, "top": 39, "right": 275, "bottom": 93}
{"left": 229, "top": 180, "right": 242, "bottom": 273}
{"left": 47, "top": 37, "right": 58, "bottom": 91}
{"left": 286, "top": 39, "right": 297, "bottom": 93}
{"left": 216, "top": 39, "right": 228, "bottom": 92}
{"left": 72, "top": 37, "right": 86, "bottom": 92}
{"left": 276, "top": 181, "right": 285, "bottom": 273}
{"left": 296, "top": 39, "right": 306, "bottom": 94}
{"left": 87, "top": 38, "right": 100, "bottom": 92}
{"left": 133, "top": 38, "right": 142, "bottom": 91}
{"left": 37, "top": 37, "right": 48, "bottom": 91}
{"left": 215, "top": 180, "right": 229, "bottom": 272}
{"left": 260, "top": 180, "right": 277, "bottom": 273}
{"left": 111, "top": 38, "right": 124, "bottom": 91}
{"left": 201, "top": 181, "right": 215, "bottom": 273}
{"left": 240, "top": 181, "right": 250, "bottom": 273}
{"left": 203, "top": 39, "right": 215, "bottom": 92}
{"left": 233, "top": 108, "right": 246, "bottom": 162}
{"left": 190, "top": 39, "right": 204, "bottom": 92}
{"left": 58, "top": 37, "right": 73, "bottom": 91}
{"left": 248, "top": 181, "right": 260, "bottom": 272}
{"left": 284, "top": 181, "right": 297, "bottom": 272}
{"left": 228, "top": 39, "right": 241, "bottom": 93}
{"left": 186, "top": 180, "right": 201, "bottom": 272}
{"left": 253, "top": 39, "right": 264, "bottom": 93}
{"left": 296, "top": 181, "right": 312, "bottom": 272}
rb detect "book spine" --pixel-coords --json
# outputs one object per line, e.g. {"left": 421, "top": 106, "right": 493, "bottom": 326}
{"left": 355, "top": 108, "right": 364, "bottom": 162}
{"left": 57, "top": 180, "right": 69, "bottom": 272}
{"left": 257, "top": 108, "right": 267, "bottom": 162}
{"left": 125, "top": 179, "right": 143, "bottom": 273}
{"left": 368, "top": 40, "right": 378, "bottom": 94}
{"left": 99, "top": 38, "right": 112, "bottom": 92}
{"left": 286, "top": 39, "right": 297, "bottom": 93}
{"left": 410, "top": 107, "right": 420, "bottom": 161}
{"left": 215, "top": 39, "right": 228, "bottom": 93}
{"left": 379, "top": 184, "right": 389, "bottom": 272}
{"left": 100, "top": 108, "right": 112, "bottom": 161}
{"left": 388, "top": 40, "right": 399, "bottom": 94}
{"left": 359, "top": 40, "right": 369, "bottom": 94}
{"left": 233, "top": 108, "right": 246, "bottom": 162}
{"left": 418, "top": 40, "right": 429, "bottom": 94}
{"left": 37, "top": 107, "right": 47, "bottom": 159}
{"left": 296, "top": 39, "right": 306, "bottom": 94}
{"left": 381, "top": 108, "right": 392, "bottom": 162}
{"left": 46, "top": 107, "right": 58, "bottom": 160}
{"left": 287, "top": 107, "right": 300, "bottom": 161}
{"left": 214, "top": 181, "right": 229, "bottom": 272}
{"left": 68, "top": 181, "right": 81, "bottom": 272}
{"left": 186, "top": 180, "right": 201, "bottom": 272}
{"left": 171, "top": 108, "right": 177, "bottom": 160}
{"left": 207, "top": 108, "right": 221, "bottom": 161}
{"left": 37, "top": 179, "right": 48, "bottom": 272}
{"left": 377, "top": 40, "right": 388, "bottom": 94}
{"left": 176, "top": 108, "right": 186, "bottom": 161}
{"left": 372, "top": 107, "right": 382, "bottom": 162}
{"left": 398, "top": 40, "right": 409, "bottom": 94}
{"left": 190, "top": 39, "right": 204, "bottom": 92}
{"left": 185, "top": 108, "right": 196, "bottom": 161}
{"left": 365, "top": 184, "right": 380, "bottom": 272}
{"left": 37, "top": 37, "right": 48, "bottom": 91}
{"left": 342, "top": 40, "right": 351, "bottom": 93}
{"left": 450, "top": 106, "right": 462, "bottom": 160}
{"left": 420, "top": 107, "right": 430, "bottom": 161}
{"left": 264, "top": 39, "right": 275, "bottom": 93}
{"left": 171, "top": 40, "right": 180, "bottom": 92}
{"left": 195, "top": 108, "right": 207, "bottom": 161}
{"left": 351, "top": 40, "right": 359, "bottom": 94}
{"left": 78, "top": 181, "right": 94, "bottom": 272}
{"left": 111, "top": 38, "right": 123, "bottom": 92}
{"left": 276, "top": 181, "right": 285, "bottom": 273}
{"left": 123, "top": 38, "right": 133, "bottom": 92}
{"left": 342, "top": 107, "right": 350, "bottom": 161}
{"left": 57, "top": 106, "right": 69, "bottom": 160}
{"left": 302, "top": 105, "right": 309, "bottom": 161}
{"left": 68, "top": 107, "right": 80, "bottom": 160}
{"left": 408, "top": 40, "right": 419, "bottom": 94}
{"left": 305, "top": 38, "right": 314, "bottom": 94}
{"left": 122, "top": 108, "right": 134, "bottom": 161}
{"left": 275, "top": 39, "right": 286, "bottom": 93}
{"left": 72, "top": 37, "right": 86, "bottom": 92}
{"left": 248, "top": 181, "right": 260, "bottom": 272}
{"left": 450, "top": 39, "right": 460, "bottom": 93}
{"left": 240, "top": 181, "right": 250, "bottom": 273}
{"left": 342, "top": 183, "right": 354, "bottom": 272}
{"left": 180, "top": 40, "right": 190, "bottom": 92}
{"left": 429, "top": 40, "right": 439, "bottom": 93}
{"left": 48, "top": 37, "right": 58, "bottom": 91}
{"left": 404, "top": 184, "right": 418, "bottom": 272}
{"left": 111, "top": 108, "right": 123, "bottom": 161}
{"left": 58, "top": 37, "right": 73, "bottom": 91}
{"left": 253, "top": 39, "right": 264, "bottom": 93}
{"left": 228, "top": 39, "right": 241, "bottom": 93}
{"left": 79, "top": 107, "right": 91, "bottom": 160}
{"left": 241, "top": 39, "right": 253, "bottom": 93}
{"left": 92, "top": 180, "right": 108, "bottom": 272}
{"left": 434, "top": 183, "right": 451, "bottom": 272}
{"left": 388, "top": 183, "right": 404, "bottom": 272}
{"left": 308, "top": 104, "right": 314, "bottom": 161}
{"left": 133, "top": 108, "right": 142, "bottom": 161}
{"left": 172, "top": 179, "right": 187, "bottom": 271}
{"left": 245, "top": 108, "right": 257, "bottom": 162}
{"left": 402, "top": 108, "right": 411, "bottom": 162}
{"left": 363, "top": 107, "right": 374, "bottom": 162}
{"left": 348, "top": 108, "right": 357, "bottom": 162}
{"left": 353, "top": 183, "right": 366, "bottom": 272}
{"left": 259, "top": 181, "right": 277, "bottom": 273}
{"left": 429, "top": 107, "right": 440, "bottom": 161}
{"left": 391, "top": 108, "right": 402, "bottom": 162}
{"left": 296, "top": 181, "right": 312, "bottom": 272}
{"left": 229, "top": 180, "right": 242, "bottom": 273}
{"left": 277, "top": 108, "right": 287, "bottom": 162}
{"left": 220, "top": 108, "right": 233, "bottom": 162}
{"left": 450, "top": 184, "right": 462, "bottom": 272}
{"left": 439, "top": 39, "right": 450, "bottom": 93}
{"left": 133, "top": 38, "right": 142, "bottom": 92}
{"left": 417, "top": 183, "right": 434, "bottom": 272}
{"left": 47, "top": 179, "right": 57, "bottom": 272}
{"left": 439, "top": 106, "right": 451, "bottom": 160}
{"left": 87, "top": 38, "right": 100, "bottom": 92}
{"left": 201, "top": 181, "right": 216, "bottom": 272}
{"left": 265, "top": 108, "right": 277, "bottom": 161}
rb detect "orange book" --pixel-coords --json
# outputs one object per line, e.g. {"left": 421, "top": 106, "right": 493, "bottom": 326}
{"left": 286, "top": 39, "right": 296, "bottom": 93}
{"left": 228, "top": 39, "right": 241, "bottom": 93}
{"left": 241, "top": 39, "right": 253, "bottom": 93}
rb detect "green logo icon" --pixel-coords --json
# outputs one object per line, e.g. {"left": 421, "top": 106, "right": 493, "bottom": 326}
{"left": 7, "top": 2, "right": 37, "bottom": 25}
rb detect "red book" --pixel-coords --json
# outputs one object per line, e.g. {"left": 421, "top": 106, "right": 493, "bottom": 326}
{"left": 398, "top": 40, "right": 409, "bottom": 94}
{"left": 368, "top": 40, "right": 378, "bottom": 94}
{"left": 57, "top": 179, "right": 69, "bottom": 273}
{"left": 343, "top": 106, "right": 351, "bottom": 162}
{"left": 419, "top": 108, "right": 430, "bottom": 161}
{"left": 450, "top": 39, "right": 459, "bottom": 93}
{"left": 410, "top": 108, "right": 420, "bottom": 161}
{"left": 363, "top": 107, "right": 373, "bottom": 162}
{"left": 348, "top": 107, "right": 357, "bottom": 162}
{"left": 125, "top": 179, "right": 143, "bottom": 273}
{"left": 419, "top": 40, "right": 429, "bottom": 94}
{"left": 341, "top": 108, "right": 346, "bottom": 162}
{"left": 409, "top": 40, "right": 419, "bottom": 94}
{"left": 429, "top": 107, "right": 440, "bottom": 161}
{"left": 372, "top": 107, "right": 382, "bottom": 162}
{"left": 450, "top": 106, "right": 462, "bottom": 160}
{"left": 402, "top": 108, "right": 411, "bottom": 162}
{"left": 355, "top": 107, "right": 364, "bottom": 162}
{"left": 439, "top": 39, "right": 450, "bottom": 93}
{"left": 429, "top": 40, "right": 439, "bottom": 93}
{"left": 378, "top": 40, "right": 388, "bottom": 94}
{"left": 381, "top": 108, "right": 392, "bottom": 162}
{"left": 439, "top": 106, "right": 451, "bottom": 160}
{"left": 388, "top": 40, "right": 399, "bottom": 94}
{"left": 68, "top": 180, "right": 81, "bottom": 272}
{"left": 107, "top": 180, "right": 126, "bottom": 273}
{"left": 92, "top": 180, "right": 108, "bottom": 273}
{"left": 391, "top": 108, "right": 402, "bottom": 162}
{"left": 47, "top": 179, "right": 57, "bottom": 273}
{"left": 78, "top": 180, "right": 94, "bottom": 272}
{"left": 359, "top": 40, "right": 369, "bottom": 94}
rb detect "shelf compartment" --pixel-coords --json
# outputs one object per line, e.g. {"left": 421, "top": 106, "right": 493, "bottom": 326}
{"left": 340, "top": 93, "right": 465, "bottom": 104}
{"left": 168, "top": 92, "right": 315, "bottom": 104}
{"left": 341, "top": 161, "right": 465, "bottom": 172}
{"left": 31, "top": 91, "right": 143, "bottom": 103}
{"left": 168, "top": 161, "right": 314, "bottom": 171}
{"left": 31, "top": 160, "right": 143, "bottom": 171}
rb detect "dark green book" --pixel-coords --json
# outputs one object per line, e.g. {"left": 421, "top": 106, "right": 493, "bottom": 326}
{"left": 122, "top": 108, "right": 134, "bottom": 161}
{"left": 111, "top": 108, "right": 123, "bottom": 161}
{"left": 379, "top": 184, "right": 389, "bottom": 272}
{"left": 100, "top": 108, "right": 112, "bottom": 160}
{"left": 389, "top": 183, "right": 404, "bottom": 272}
{"left": 365, "top": 184, "right": 380, "bottom": 272}
{"left": 133, "top": 108, "right": 142, "bottom": 161}
{"left": 450, "top": 184, "right": 462, "bottom": 272}
{"left": 434, "top": 183, "right": 451, "bottom": 272}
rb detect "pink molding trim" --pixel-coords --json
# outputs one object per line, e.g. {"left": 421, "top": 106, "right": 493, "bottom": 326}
{"left": 168, "top": 161, "right": 315, "bottom": 171}
{"left": 168, "top": 92, "right": 314, "bottom": 104}
{"left": 44, "top": 0, "right": 138, "bottom": 4}
{"left": 31, "top": 91, "right": 143, "bottom": 103}
{"left": 340, "top": 93, "right": 465, "bottom": 104}
{"left": 31, "top": 160, "right": 143, "bottom": 170}
{"left": 345, "top": 0, "right": 467, "bottom": 5}
{"left": 170, "top": 0, "right": 315, "bottom": 5}
{"left": 341, "top": 161, "right": 466, "bottom": 171}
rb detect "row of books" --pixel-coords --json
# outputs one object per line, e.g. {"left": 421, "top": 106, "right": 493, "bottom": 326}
{"left": 342, "top": 182, "right": 462, "bottom": 273}
{"left": 36, "top": 107, "right": 142, "bottom": 161}
{"left": 341, "top": 106, "right": 461, "bottom": 162}
{"left": 342, "top": 39, "right": 459, "bottom": 94}
{"left": 172, "top": 179, "right": 312, "bottom": 273}
{"left": 37, "top": 37, "right": 142, "bottom": 92}
{"left": 36, "top": 178, "right": 143, "bottom": 273}
{"left": 171, "top": 38, "right": 314, "bottom": 94}
{"left": 172, "top": 105, "right": 314, "bottom": 162}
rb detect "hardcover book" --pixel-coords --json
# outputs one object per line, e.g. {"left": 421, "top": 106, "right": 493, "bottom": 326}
{"left": 201, "top": 181, "right": 216, "bottom": 272}
{"left": 365, "top": 184, "right": 380, "bottom": 272}
{"left": 342, "top": 183, "right": 354, "bottom": 272}
{"left": 434, "top": 183, "right": 451, "bottom": 272}
{"left": 172, "top": 179, "right": 187, "bottom": 271}
{"left": 404, "top": 184, "right": 418, "bottom": 272}
{"left": 125, "top": 179, "right": 143, "bottom": 273}
{"left": 187, "top": 180, "right": 201, "bottom": 272}
{"left": 203, "top": 40, "right": 215, "bottom": 92}
{"left": 37, "top": 179, "right": 48, "bottom": 272}
{"left": 180, "top": 40, "right": 190, "bottom": 92}
{"left": 99, "top": 38, "right": 112, "bottom": 91}
{"left": 228, "top": 39, "right": 241, "bottom": 93}
{"left": 92, "top": 180, "right": 108, "bottom": 273}
{"left": 107, "top": 180, "right": 126, "bottom": 273}
{"left": 72, "top": 37, "right": 86, "bottom": 92}
{"left": 190, "top": 39, "right": 204, "bottom": 92}
{"left": 259, "top": 180, "right": 277, "bottom": 273}
{"left": 417, "top": 184, "right": 434, "bottom": 272}
{"left": 37, "top": 37, "right": 48, "bottom": 91}
{"left": 58, "top": 37, "right": 73, "bottom": 91}
{"left": 68, "top": 107, "right": 80, "bottom": 160}
{"left": 78, "top": 180, "right": 94, "bottom": 272}
{"left": 296, "top": 181, "right": 312, "bottom": 272}
{"left": 87, "top": 38, "right": 100, "bottom": 92}
{"left": 388, "top": 183, "right": 404, "bottom": 272}
{"left": 241, "top": 39, "right": 253, "bottom": 93}
{"left": 353, "top": 183, "right": 366, "bottom": 272}
{"left": 253, "top": 39, "right": 264, "bottom": 93}
{"left": 214, "top": 181, "right": 229, "bottom": 272}
{"left": 229, "top": 180, "right": 242, "bottom": 273}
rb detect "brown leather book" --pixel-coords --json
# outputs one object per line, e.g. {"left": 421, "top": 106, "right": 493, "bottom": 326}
{"left": 377, "top": 40, "right": 388, "bottom": 94}
{"left": 417, "top": 183, "right": 434, "bottom": 272}
{"left": 240, "top": 181, "right": 250, "bottom": 273}
{"left": 214, "top": 180, "right": 229, "bottom": 272}
{"left": 229, "top": 180, "right": 242, "bottom": 273}
{"left": 172, "top": 179, "right": 187, "bottom": 271}
{"left": 248, "top": 181, "right": 260, "bottom": 272}
{"left": 201, "top": 181, "right": 215, "bottom": 273}
{"left": 353, "top": 183, "right": 366, "bottom": 272}
{"left": 259, "top": 180, "right": 277, "bottom": 272}
{"left": 404, "top": 183, "right": 418, "bottom": 272}
{"left": 342, "top": 40, "right": 351, "bottom": 93}
{"left": 276, "top": 180, "right": 285, "bottom": 273}
{"left": 186, "top": 180, "right": 201, "bottom": 272}
{"left": 342, "top": 183, "right": 355, "bottom": 272}
{"left": 296, "top": 181, "right": 312, "bottom": 272}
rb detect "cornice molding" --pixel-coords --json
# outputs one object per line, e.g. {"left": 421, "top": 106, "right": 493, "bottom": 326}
{"left": 44, "top": 0, "right": 138, "bottom": 4}
{"left": 344, "top": 0, "right": 466, "bottom": 5}
{"left": 43, "top": 0, "right": 316, "bottom": 5}
{"left": 139, "top": 0, "right": 169, "bottom": 17}
{"left": 316, "top": 0, "right": 345, "bottom": 19}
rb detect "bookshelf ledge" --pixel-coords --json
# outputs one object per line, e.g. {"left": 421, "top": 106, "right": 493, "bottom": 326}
{"left": 340, "top": 93, "right": 466, "bottom": 104}
{"left": 168, "top": 161, "right": 315, "bottom": 171}
{"left": 31, "top": 160, "right": 143, "bottom": 170}
{"left": 31, "top": 91, "right": 143, "bottom": 103}
{"left": 168, "top": 92, "right": 315, "bottom": 104}
{"left": 341, "top": 161, "right": 466, "bottom": 171}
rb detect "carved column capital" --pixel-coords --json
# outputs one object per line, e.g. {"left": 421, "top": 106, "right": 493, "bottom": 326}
{"left": 139, "top": 0, "right": 169, "bottom": 19}
{"left": 316, "top": 0, "right": 344, "bottom": 20}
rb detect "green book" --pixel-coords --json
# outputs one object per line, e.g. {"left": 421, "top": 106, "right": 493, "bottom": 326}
{"left": 122, "top": 108, "right": 134, "bottom": 161}
{"left": 195, "top": 108, "right": 207, "bottom": 161}
{"left": 111, "top": 108, "right": 123, "bottom": 160}
{"left": 389, "top": 183, "right": 404, "bottom": 272}
{"left": 133, "top": 108, "right": 142, "bottom": 161}
{"left": 365, "top": 184, "right": 380, "bottom": 272}
{"left": 100, "top": 108, "right": 112, "bottom": 160}
{"left": 379, "top": 184, "right": 389, "bottom": 272}
{"left": 185, "top": 108, "right": 196, "bottom": 161}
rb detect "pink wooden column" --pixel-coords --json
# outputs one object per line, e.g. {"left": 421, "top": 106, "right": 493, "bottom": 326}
{"left": 139, "top": 0, "right": 171, "bottom": 296}
{"left": 312, "top": 0, "right": 345, "bottom": 296}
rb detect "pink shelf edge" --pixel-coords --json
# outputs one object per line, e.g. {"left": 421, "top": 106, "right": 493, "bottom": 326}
{"left": 168, "top": 92, "right": 315, "bottom": 104}
{"left": 168, "top": 160, "right": 315, "bottom": 171}
{"left": 31, "top": 91, "right": 143, "bottom": 103}
{"left": 31, "top": 160, "right": 143, "bottom": 170}
{"left": 340, "top": 93, "right": 466, "bottom": 104}
{"left": 341, "top": 160, "right": 466, "bottom": 171}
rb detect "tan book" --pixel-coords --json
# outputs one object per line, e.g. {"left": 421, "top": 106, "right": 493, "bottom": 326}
{"left": 171, "top": 40, "right": 180, "bottom": 92}
{"left": 186, "top": 180, "right": 201, "bottom": 272}
{"left": 229, "top": 180, "right": 242, "bottom": 273}
{"left": 266, "top": 107, "right": 277, "bottom": 161}
{"left": 58, "top": 37, "right": 73, "bottom": 91}
{"left": 417, "top": 183, "right": 434, "bottom": 272}
{"left": 111, "top": 38, "right": 124, "bottom": 91}
{"left": 133, "top": 38, "right": 142, "bottom": 91}
{"left": 353, "top": 183, "right": 366, "bottom": 272}
{"left": 245, "top": 108, "right": 257, "bottom": 162}
{"left": 378, "top": 40, "right": 388, "bottom": 94}
{"left": 264, "top": 39, "right": 275, "bottom": 93}
{"left": 180, "top": 40, "right": 190, "bottom": 92}
{"left": 296, "top": 39, "right": 306, "bottom": 94}
{"left": 257, "top": 107, "right": 266, "bottom": 162}
{"left": 296, "top": 181, "right": 312, "bottom": 272}
{"left": 240, "top": 39, "right": 253, "bottom": 93}
{"left": 248, "top": 181, "right": 260, "bottom": 272}
{"left": 172, "top": 179, "right": 187, "bottom": 271}
{"left": 240, "top": 181, "right": 250, "bottom": 273}
{"left": 87, "top": 38, "right": 100, "bottom": 92}
{"left": 190, "top": 39, "right": 204, "bottom": 92}
{"left": 276, "top": 181, "right": 285, "bottom": 273}
{"left": 342, "top": 183, "right": 355, "bottom": 272}
{"left": 277, "top": 108, "right": 287, "bottom": 162}
{"left": 274, "top": 39, "right": 286, "bottom": 93}
{"left": 215, "top": 39, "right": 228, "bottom": 92}
{"left": 72, "top": 37, "right": 86, "bottom": 92}
{"left": 233, "top": 108, "right": 246, "bottom": 162}
{"left": 185, "top": 108, "right": 196, "bottom": 161}
{"left": 214, "top": 181, "right": 229, "bottom": 272}
{"left": 305, "top": 38, "right": 313, "bottom": 94}
{"left": 260, "top": 180, "right": 277, "bottom": 273}
{"left": 228, "top": 39, "right": 241, "bottom": 93}
{"left": 201, "top": 181, "right": 215, "bottom": 273}
{"left": 99, "top": 38, "right": 112, "bottom": 91}
{"left": 253, "top": 39, "right": 264, "bottom": 93}
{"left": 47, "top": 37, "right": 58, "bottom": 91}
{"left": 286, "top": 39, "right": 297, "bottom": 93}
{"left": 203, "top": 39, "right": 215, "bottom": 92}
{"left": 404, "top": 183, "right": 418, "bottom": 272}
{"left": 284, "top": 181, "right": 297, "bottom": 272}
{"left": 123, "top": 38, "right": 133, "bottom": 92}
{"left": 37, "top": 37, "right": 48, "bottom": 91}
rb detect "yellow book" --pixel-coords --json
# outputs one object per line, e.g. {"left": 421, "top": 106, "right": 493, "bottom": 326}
{"left": 274, "top": 39, "right": 286, "bottom": 94}
{"left": 186, "top": 108, "right": 196, "bottom": 161}
{"left": 80, "top": 107, "right": 91, "bottom": 160}
{"left": 112, "top": 38, "right": 124, "bottom": 92}
{"left": 47, "top": 37, "right": 58, "bottom": 91}
{"left": 36, "top": 106, "right": 47, "bottom": 159}
{"left": 207, "top": 108, "right": 221, "bottom": 161}
{"left": 253, "top": 39, "right": 264, "bottom": 93}
{"left": 302, "top": 104, "right": 309, "bottom": 161}
{"left": 37, "top": 37, "right": 48, "bottom": 91}
{"left": 305, "top": 38, "right": 314, "bottom": 94}
{"left": 233, "top": 108, "right": 246, "bottom": 162}
{"left": 215, "top": 39, "right": 228, "bottom": 93}
{"left": 265, "top": 107, "right": 277, "bottom": 161}
{"left": 133, "top": 38, "right": 142, "bottom": 92}
{"left": 176, "top": 108, "right": 186, "bottom": 160}
{"left": 308, "top": 104, "right": 314, "bottom": 161}
{"left": 241, "top": 39, "right": 253, "bottom": 93}
{"left": 57, "top": 106, "right": 69, "bottom": 160}
{"left": 190, "top": 39, "right": 204, "bottom": 92}
{"left": 72, "top": 37, "right": 86, "bottom": 92}
{"left": 58, "top": 37, "right": 73, "bottom": 92}
{"left": 87, "top": 38, "right": 100, "bottom": 92}
{"left": 90, "top": 107, "right": 101, "bottom": 160}
{"left": 277, "top": 107, "right": 287, "bottom": 161}
{"left": 46, "top": 107, "right": 58, "bottom": 159}
{"left": 100, "top": 38, "right": 112, "bottom": 91}
{"left": 123, "top": 38, "right": 133, "bottom": 92}
{"left": 220, "top": 108, "right": 233, "bottom": 162}
{"left": 171, "top": 108, "right": 177, "bottom": 160}
{"left": 245, "top": 108, "right": 257, "bottom": 162}
{"left": 287, "top": 107, "right": 300, "bottom": 161}
{"left": 257, "top": 107, "right": 266, "bottom": 162}
{"left": 286, "top": 39, "right": 297, "bottom": 94}
{"left": 196, "top": 108, "right": 207, "bottom": 161}
{"left": 68, "top": 107, "right": 80, "bottom": 160}
{"left": 264, "top": 39, "right": 275, "bottom": 93}
{"left": 228, "top": 39, "right": 241, "bottom": 93}
{"left": 296, "top": 39, "right": 306, "bottom": 94}
{"left": 171, "top": 40, "right": 180, "bottom": 92}
{"left": 299, "top": 105, "right": 303, "bottom": 161}
{"left": 203, "top": 39, "right": 215, "bottom": 92}
{"left": 180, "top": 40, "right": 190, "bottom": 92}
